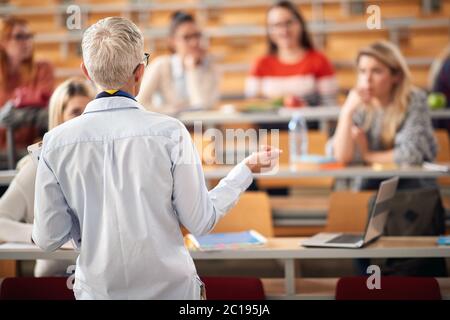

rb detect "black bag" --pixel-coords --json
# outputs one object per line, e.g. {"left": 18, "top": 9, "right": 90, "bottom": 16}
{"left": 369, "top": 187, "right": 447, "bottom": 276}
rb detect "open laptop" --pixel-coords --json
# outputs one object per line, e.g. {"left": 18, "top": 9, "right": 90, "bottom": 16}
{"left": 301, "top": 176, "right": 399, "bottom": 249}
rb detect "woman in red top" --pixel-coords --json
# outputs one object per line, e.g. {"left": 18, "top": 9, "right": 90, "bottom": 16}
{"left": 0, "top": 16, "right": 54, "bottom": 151}
{"left": 246, "top": 0, "right": 338, "bottom": 107}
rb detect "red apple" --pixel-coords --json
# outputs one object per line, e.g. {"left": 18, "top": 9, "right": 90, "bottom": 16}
{"left": 283, "top": 95, "right": 304, "bottom": 108}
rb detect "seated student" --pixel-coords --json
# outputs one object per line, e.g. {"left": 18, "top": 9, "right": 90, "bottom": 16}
{"left": 0, "top": 16, "right": 54, "bottom": 150}
{"left": 245, "top": 0, "right": 338, "bottom": 107}
{"left": 429, "top": 44, "right": 450, "bottom": 132}
{"left": 137, "top": 11, "right": 219, "bottom": 115}
{"left": 0, "top": 77, "right": 94, "bottom": 276}
{"left": 328, "top": 40, "right": 437, "bottom": 189}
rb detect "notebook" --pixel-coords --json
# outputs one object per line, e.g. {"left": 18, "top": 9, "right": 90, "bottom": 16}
{"left": 185, "top": 230, "right": 267, "bottom": 251}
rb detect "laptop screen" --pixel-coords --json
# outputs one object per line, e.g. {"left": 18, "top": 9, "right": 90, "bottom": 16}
{"left": 363, "top": 177, "right": 399, "bottom": 244}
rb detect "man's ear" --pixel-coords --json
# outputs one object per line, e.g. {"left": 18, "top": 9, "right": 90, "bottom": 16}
{"left": 134, "top": 63, "right": 145, "bottom": 83}
{"left": 81, "top": 62, "right": 92, "bottom": 81}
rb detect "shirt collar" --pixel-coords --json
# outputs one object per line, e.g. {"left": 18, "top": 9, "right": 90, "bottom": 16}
{"left": 83, "top": 95, "right": 145, "bottom": 115}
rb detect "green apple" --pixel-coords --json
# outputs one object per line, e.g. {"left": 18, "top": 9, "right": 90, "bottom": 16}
{"left": 272, "top": 97, "right": 284, "bottom": 108}
{"left": 427, "top": 92, "right": 447, "bottom": 110}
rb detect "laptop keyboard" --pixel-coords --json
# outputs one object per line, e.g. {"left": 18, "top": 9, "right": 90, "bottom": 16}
{"left": 326, "top": 234, "right": 363, "bottom": 244}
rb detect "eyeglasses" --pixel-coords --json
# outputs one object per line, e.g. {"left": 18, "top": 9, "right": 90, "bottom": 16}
{"left": 268, "top": 19, "right": 298, "bottom": 31}
{"left": 142, "top": 52, "right": 150, "bottom": 67}
{"left": 133, "top": 52, "right": 150, "bottom": 73}
{"left": 11, "top": 32, "right": 34, "bottom": 41}
{"left": 178, "top": 32, "right": 202, "bottom": 42}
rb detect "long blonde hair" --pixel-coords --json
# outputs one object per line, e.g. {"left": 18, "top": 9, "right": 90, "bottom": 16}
{"left": 356, "top": 41, "right": 412, "bottom": 148}
{"left": 48, "top": 77, "right": 95, "bottom": 130}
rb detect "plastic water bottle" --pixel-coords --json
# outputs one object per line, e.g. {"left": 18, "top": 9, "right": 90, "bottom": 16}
{"left": 288, "top": 112, "right": 308, "bottom": 165}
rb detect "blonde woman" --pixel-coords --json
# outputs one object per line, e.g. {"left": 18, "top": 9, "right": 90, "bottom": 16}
{"left": 0, "top": 77, "right": 94, "bottom": 276}
{"left": 328, "top": 41, "right": 437, "bottom": 189}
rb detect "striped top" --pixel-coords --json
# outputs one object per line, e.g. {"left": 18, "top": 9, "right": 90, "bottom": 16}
{"left": 245, "top": 50, "right": 338, "bottom": 106}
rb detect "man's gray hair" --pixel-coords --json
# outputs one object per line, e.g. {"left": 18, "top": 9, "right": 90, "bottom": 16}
{"left": 82, "top": 17, "right": 144, "bottom": 90}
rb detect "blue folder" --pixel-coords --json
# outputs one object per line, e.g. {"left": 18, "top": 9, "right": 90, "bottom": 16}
{"left": 187, "top": 230, "right": 267, "bottom": 251}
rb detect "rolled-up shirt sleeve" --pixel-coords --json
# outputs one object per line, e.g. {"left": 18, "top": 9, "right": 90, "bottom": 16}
{"left": 171, "top": 123, "right": 253, "bottom": 236}
{"left": 32, "top": 142, "right": 73, "bottom": 252}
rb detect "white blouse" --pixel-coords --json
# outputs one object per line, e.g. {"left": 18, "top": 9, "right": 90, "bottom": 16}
{"left": 137, "top": 54, "right": 220, "bottom": 115}
{"left": 0, "top": 155, "right": 74, "bottom": 277}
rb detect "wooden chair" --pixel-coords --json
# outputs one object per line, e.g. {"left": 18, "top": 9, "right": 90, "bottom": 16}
{"left": 0, "top": 261, "right": 17, "bottom": 278}
{"left": 270, "top": 191, "right": 377, "bottom": 236}
{"left": 212, "top": 191, "right": 274, "bottom": 237}
{"left": 435, "top": 129, "right": 450, "bottom": 162}
{"left": 325, "top": 191, "right": 375, "bottom": 233}
{"left": 430, "top": 129, "right": 450, "bottom": 233}
{"left": 434, "top": 129, "right": 450, "bottom": 186}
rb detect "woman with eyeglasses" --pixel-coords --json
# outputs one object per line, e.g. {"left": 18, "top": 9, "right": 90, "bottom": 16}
{"left": 246, "top": 1, "right": 338, "bottom": 108}
{"left": 0, "top": 16, "right": 54, "bottom": 151}
{"left": 0, "top": 77, "right": 94, "bottom": 277}
{"left": 137, "top": 11, "right": 219, "bottom": 114}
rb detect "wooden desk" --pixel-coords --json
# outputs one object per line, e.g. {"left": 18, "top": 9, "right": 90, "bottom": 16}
{"left": 178, "top": 106, "right": 341, "bottom": 126}
{"left": 203, "top": 164, "right": 450, "bottom": 180}
{"left": 1, "top": 237, "right": 448, "bottom": 298}
{"left": 178, "top": 107, "right": 450, "bottom": 126}
{"left": 2, "top": 164, "right": 449, "bottom": 187}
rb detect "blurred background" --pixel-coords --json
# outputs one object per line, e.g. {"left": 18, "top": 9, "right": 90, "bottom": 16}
{"left": 1, "top": 0, "right": 449, "bottom": 102}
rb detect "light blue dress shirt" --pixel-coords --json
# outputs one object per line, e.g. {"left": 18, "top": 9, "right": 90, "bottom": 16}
{"left": 32, "top": 95, "right": 253, "bottom": 299}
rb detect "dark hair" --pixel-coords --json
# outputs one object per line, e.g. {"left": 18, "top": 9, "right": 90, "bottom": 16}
{"left": 169, "top": 11, "right": 195, "bottom": 36}
{"left": 267, "top": 0, "right": 314, "bottom": 54}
